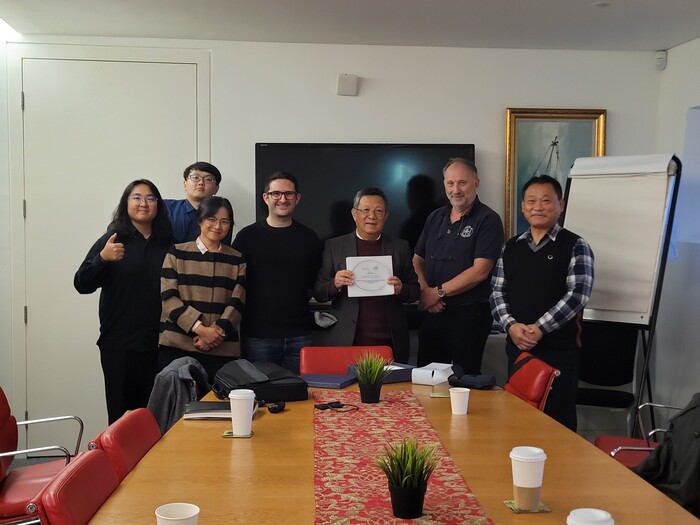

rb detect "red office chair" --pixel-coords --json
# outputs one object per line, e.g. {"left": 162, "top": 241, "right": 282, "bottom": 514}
{"left": 504, "top": 352, "right": 560, "bottom": 411}
{"left": 594, "top": 401, "right": 683, "bottom": 468}
{"left": 299, "top": 346, "right": 394, "bottom": 375}
{"left": 88, "top": 408, "right": 161, "bottom": 481}
{"left": 33, "top": 448, "right": 119, "bottom": 525}
{"left": 0, "top": 386, "right": 83, "bottom": 524}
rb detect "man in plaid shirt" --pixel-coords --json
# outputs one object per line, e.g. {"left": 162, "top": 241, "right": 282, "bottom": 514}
{"left": 490, "top": 174, "right": 594, "bottom": 431}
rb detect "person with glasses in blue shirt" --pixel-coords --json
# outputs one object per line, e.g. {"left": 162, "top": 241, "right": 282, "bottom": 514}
{"left": 165, "top": 161, "right": 231, "bottom": 244}
{"left": 233, "top": 172, "right": 321, "bottom": 374}
{"left": 313, "top": 187, "right": 420, "bottom": 364}
{"left": 74, "top": 179, "right": 173, "bottom": 423}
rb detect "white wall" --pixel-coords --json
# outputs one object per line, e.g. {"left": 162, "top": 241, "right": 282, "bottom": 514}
{"left": 656, "top": 38, "right": 700, "bottom": 154}
{"left": 0, "top": 33, "right": 684, "bottom": 418}
{"left": 652, "top": 37, "right": 700, "bottom": 412}
{"left": 208, "top": 42, "right": 660, "bottom": 226}
{"left": 0, "top": 40, "right": 12, "bottom": 405}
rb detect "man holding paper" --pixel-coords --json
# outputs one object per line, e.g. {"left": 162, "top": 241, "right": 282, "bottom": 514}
{"left": 313, "top": 187, "right": 420, "bottom": 363}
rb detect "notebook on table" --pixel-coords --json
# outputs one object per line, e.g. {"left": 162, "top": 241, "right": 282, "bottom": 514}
{"left": 184, "top": 400, "right": 259, "bottom": 419}
{"left": 301, "top": 374, "right": 358, "bottom": 389}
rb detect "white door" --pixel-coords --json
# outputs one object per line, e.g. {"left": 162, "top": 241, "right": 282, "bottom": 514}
{"left": 8, "top": 44, "right": 210, "bottom": 448}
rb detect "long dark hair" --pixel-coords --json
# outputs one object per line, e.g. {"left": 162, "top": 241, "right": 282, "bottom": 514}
{"left": 109, "top": 179, "right": 173, "bottom": 241}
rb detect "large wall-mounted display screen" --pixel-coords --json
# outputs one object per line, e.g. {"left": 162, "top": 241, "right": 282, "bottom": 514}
{"left": 255, "top": 143, "right": 476, "bottom": 246}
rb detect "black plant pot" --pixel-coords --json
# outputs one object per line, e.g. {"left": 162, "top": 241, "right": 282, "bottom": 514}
{"left": 358, "top": 382, "right": 382, "bottom": 403}
{"left": 388, "top": 483, "right": 427, "bottom": 519}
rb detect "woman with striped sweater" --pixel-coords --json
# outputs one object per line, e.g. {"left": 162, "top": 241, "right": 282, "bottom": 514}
{"left": 158, "top": 196, "right": 246, "bottom": 381}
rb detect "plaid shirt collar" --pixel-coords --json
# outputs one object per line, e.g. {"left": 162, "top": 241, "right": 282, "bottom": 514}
{"left": 518, "top": 221, "right": 562, "bottom": 244}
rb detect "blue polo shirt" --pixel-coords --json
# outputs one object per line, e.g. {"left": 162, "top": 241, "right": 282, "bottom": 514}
{"left": 164, "top": 199, "right": 232, "bottom": 245}
{"left": 415, "top": 198, "right": 503, "bottom": 306}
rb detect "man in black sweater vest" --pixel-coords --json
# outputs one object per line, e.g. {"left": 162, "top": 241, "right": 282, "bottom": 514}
{"left": 490, "top": 175, "right": 594, "bottom": 430}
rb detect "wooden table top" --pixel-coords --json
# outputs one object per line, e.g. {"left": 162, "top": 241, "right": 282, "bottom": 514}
{"left": 89, "top": 383, "right": 697, "bottom": 524}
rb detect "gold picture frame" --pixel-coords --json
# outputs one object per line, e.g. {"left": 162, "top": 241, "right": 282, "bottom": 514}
{"left": 504, "top": 108, "right": 606, "bottom": 238}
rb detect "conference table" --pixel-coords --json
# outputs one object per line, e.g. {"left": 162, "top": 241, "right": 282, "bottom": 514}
{"left": 89, "top": 383, "right": 697, "bottom": 524}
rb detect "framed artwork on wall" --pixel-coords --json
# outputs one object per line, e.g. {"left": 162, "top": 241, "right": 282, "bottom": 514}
{"left": 504, "top": 108, "right": 606, "bottom": 238}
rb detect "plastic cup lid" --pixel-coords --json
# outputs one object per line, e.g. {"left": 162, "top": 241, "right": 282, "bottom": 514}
{"left": 229, "top": 389, "right": 256, "bottom": 399}
{"left": 509, "top": 446, "right": 547, "bottom": 462}
{"left": 567, "top": 508, "right": 614, "bottom": 525}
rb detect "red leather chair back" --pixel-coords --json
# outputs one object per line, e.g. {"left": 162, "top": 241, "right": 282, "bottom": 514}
{"left": 0, "top": 387, "right": 18, "bottom": 481}
{"left": 37, "top": 449, "right": 118, "bottom": 525}
{"left": 504, "top": 352, "right": 560, "bottom": 411}
{"left": 299, "top": 346, "right": 394, "bottom": 375}
{"left": 90, "top": 408, "right": 161, "bottom": 481}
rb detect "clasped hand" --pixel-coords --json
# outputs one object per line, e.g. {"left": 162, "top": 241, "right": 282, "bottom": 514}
{"left": 194, "top": 324, "right": 226, "bottom": 352}
{"left": 508, "top": 323, "right": 543, "bottom": 351}
{"left": 419, "top": 287, "right": 445, "bottom": 313}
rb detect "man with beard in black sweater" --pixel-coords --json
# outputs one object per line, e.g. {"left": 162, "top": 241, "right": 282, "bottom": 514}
{"left": 233, "top": 172, "right": 321, "bottom": 374}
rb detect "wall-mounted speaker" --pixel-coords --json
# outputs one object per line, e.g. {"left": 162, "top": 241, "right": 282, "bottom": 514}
{"left": 336, "top": 74, "right": 358, "bottom": 96}
{"left": 655, "top": 50, "right": 667, "bottom": 71}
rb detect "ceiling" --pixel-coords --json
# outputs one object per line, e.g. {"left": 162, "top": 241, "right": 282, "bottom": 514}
{"left": 1, "top": 0, "right": 700, "bottom": 52}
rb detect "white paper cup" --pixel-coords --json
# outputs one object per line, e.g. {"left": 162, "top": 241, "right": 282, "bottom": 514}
{"left": 449, "top": 387, "right": 470, "bottom": 415}
{"left": 567, "top": 508, "right": 615, "bottom": 525}
{"left": 228, "top": 389, "right": 256, "bottom": 436}
{"left": 509, "top": 446, "right": 547, "bottom": 510}
{"left": 155, "top": 503, "right": 200, "bottom": 525}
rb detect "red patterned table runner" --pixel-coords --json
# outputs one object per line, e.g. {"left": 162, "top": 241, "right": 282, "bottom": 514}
{"left": 313, "top": 390, "right": 494, "bottom": 524}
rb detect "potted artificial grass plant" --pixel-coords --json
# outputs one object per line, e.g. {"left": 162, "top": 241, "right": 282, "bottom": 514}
{"left": 354, "top": 352, "right": 392, "bottom": 403}
{"left": 375, "top": 436, "right": 439, "bottom": 519}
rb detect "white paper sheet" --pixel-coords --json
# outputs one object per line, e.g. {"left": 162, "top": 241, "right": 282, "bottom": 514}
{"left": 411, "top": 362, "right": 453, "bottom": 386}
{"left": 566, "top": 154, "right": 676, "bottom": 324}
{"left": 346, "top": 255, "right": 394, "bottom": 297}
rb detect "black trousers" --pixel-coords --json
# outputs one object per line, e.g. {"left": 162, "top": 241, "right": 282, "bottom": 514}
{"left": 158, "top": 346, "right": 237, "bottom": 384}
{"left": 99, "top": 349, "right": 158, "bottom": 424}
{"left": 417, "top": 301, "right": 493, "bottom": 374}
{"left": 506, "top": 340, "right": 581, "bottom": 431}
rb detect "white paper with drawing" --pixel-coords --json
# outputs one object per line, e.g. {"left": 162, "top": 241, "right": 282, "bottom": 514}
{"left": 346, "top": 256, "right": 394, "bottom": 297}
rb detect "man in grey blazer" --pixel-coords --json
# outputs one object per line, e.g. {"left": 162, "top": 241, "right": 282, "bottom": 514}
{"left": 313, "top": 187, "right": 420, "bottom": 363}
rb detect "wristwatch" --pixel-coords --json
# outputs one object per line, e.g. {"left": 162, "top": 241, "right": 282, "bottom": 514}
{"left": 436, "top": 284, "right": 446, "bottom": 298}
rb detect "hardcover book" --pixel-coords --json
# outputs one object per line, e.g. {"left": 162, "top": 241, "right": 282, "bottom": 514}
{"left": 184, "top": 400, "right": 259, "bottom": 420}
{"left": 301, "top": 374, "right": 358, "bottom": 389}
{"left": 184, "top": 401, "right": 231, "bottom": 420}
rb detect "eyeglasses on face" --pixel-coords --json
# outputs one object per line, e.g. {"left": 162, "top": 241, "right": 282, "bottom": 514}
{"left": 129, "top": 194, "right": 158, "bottom": 205}
{"left": 204, "top": 217, "right": 232, "bottom": 228}
{"left": 266, "top": 191, "right": 298, "bottom": 200}
{"left": 188, "top": 174, "right": 217, "bottom": 184}
{"left": 353, "top": 207, "right": 386, "bottom": 217}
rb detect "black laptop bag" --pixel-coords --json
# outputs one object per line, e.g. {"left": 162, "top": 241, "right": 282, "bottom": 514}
{"left": 211, "top": 359, "right": 308, "bottom": 403}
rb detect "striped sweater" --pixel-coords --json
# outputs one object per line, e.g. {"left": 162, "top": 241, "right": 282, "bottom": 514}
{"left": 159, "top": 241, "right": 246, "bottom": 357}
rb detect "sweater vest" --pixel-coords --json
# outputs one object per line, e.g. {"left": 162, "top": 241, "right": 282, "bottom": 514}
{"left": 503, "top": 228, "right": 579, "bottom": 349}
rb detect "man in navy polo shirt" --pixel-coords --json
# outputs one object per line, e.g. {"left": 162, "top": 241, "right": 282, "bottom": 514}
{"left": 165, "top": 161, "right": 231, "bottom": 245}
{"left": 490, "top": 174, "right": 594, "bottom": 430}
{"left": 413, "top": 158, "right": 503, "bottom": 374}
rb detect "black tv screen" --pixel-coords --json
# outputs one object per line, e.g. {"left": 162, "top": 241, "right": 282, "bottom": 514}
{"left": 255, "top": 143, "right": 476, "bottom": 248}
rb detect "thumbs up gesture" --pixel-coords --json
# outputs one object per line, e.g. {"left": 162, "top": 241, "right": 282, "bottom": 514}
{"left": 100, "top": 233, "right": 125, "bottom": 262}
